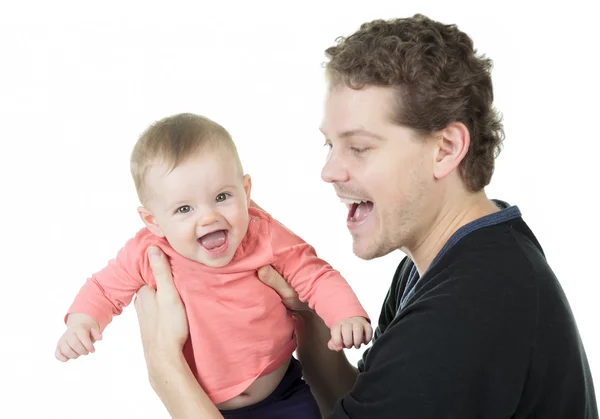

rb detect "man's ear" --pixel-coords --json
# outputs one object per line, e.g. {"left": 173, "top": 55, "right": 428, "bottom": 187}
{"left": 432, "top": 121, "right": 470, "bottom": 180}
{"left": 243, "top": 174, "right": 252, "bottom": 207}
{"left": 137, "top": 206, "right": 165, "bottom": 237}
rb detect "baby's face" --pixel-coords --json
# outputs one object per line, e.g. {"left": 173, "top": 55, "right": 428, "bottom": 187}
{"left": 141, "top": 147, "right": 251, "bottom": 268}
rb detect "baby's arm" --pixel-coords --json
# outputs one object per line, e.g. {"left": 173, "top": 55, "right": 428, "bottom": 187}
{"left": 267, "top": 216, "right": 372, "bottom": 349}
{"left": 56, "top": 232, "right": 152, "bottom": 361}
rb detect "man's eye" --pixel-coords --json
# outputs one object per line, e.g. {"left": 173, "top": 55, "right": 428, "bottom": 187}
{"left": 216, "top": 193, "right": 229, "bottom": 202}
{"left": 350, "top": 147, "right": 369, "bottom": 155}
{"left": 176, "top": 205, "right": 192, "bottom": 214}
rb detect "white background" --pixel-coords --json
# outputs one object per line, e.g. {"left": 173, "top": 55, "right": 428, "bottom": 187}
{"left": 1, "top": 1, "right": 598, "bottom": 417}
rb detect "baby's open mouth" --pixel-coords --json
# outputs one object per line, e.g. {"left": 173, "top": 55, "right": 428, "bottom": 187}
{"left": 198, "top": 230, "right": 228, "bottom": 250}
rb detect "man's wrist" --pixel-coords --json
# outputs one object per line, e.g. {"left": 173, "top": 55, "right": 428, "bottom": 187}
{"left": 295, "top": 307, "right": 318, "bottom": 322}
{"left": 146, "top": 349, "right": 187, "bottom": 387}
{"left": 294, "top": 310, "right": 331, "bottom": 352}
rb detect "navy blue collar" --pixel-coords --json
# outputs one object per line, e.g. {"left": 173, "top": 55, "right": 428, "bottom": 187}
{"left": 399, "top": 200, "right": 521, "bottom": 309}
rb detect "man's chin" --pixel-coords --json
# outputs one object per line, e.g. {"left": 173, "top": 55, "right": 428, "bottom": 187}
{"left": 352, "top": 239, "right": 392, "bottom": 261}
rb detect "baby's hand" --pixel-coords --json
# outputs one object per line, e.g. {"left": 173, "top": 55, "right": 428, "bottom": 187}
{"left": 55, "top": 323, "right": 102, "bottom": 362}
{"left": 328, "top": 316, "right": 373, "bottom": 351}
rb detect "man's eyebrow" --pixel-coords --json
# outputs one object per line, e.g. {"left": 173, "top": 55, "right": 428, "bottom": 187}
{"left": 319, "top": 128, "right": 385, "bottom": 141}
{"left": 341, "top": 129, "right": 385, "bottom": 141}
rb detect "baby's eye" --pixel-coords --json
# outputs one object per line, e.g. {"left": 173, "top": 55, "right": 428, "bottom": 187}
{"left": 176, "top": 205, "right": 192, "bottom": 214}
{"left": 216, "top": 193, "right": 229, "bottom": 202}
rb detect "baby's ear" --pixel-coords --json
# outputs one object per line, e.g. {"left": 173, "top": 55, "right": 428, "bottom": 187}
{"left": 243, "top": 174, "right": 252, "bottom": 206}
{"left": 137, "top": 206, "right": 164, "bottom": 237}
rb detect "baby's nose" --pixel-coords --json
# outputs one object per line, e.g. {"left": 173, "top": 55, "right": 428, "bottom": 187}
{"left": 197, "top": 209, "right": 220, "bottom": 227}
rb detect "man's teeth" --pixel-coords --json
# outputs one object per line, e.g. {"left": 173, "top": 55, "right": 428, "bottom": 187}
{"left": 340, "top": 198, "right": 370, "bottom": 211}
{"left": 340, "top": 198, "right": 368, "bottom": 205}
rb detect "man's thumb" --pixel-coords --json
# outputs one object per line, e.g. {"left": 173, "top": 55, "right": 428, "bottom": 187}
{"left": 258, "top": 265, "right": 275, "bottom": 285}
{"left": 257, "top": 265, "right": 288, "bottom": 295}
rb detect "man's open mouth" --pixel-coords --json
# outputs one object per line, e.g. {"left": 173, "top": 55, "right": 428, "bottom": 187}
{"left": 341, "top": 198, "right": 374, "bottom": 223}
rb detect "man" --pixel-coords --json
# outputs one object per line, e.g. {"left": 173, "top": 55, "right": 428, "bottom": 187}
{"left": 134, "top": 14, "right": 598, "bottom": 418}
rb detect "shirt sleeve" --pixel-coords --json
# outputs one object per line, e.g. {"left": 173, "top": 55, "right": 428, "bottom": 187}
{"left": 64, "top": 231, "right": 153, "bottom": 332}
{"left": 268, "top": 217, "right": 369, "bottom": 327}
{"left": 330, "top": 272, "right": 534, "bottom": 419}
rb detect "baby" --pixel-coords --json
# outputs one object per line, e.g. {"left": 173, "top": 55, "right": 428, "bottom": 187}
{"left": 55, "top": 113, "right": 371, "bottom": 418}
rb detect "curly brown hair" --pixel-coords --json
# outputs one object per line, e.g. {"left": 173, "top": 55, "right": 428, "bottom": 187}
{"left": 324, "top": 14, "right": 504, "bottom": 192}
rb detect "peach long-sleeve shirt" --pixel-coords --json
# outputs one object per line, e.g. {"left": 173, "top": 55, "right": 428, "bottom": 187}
{"left": 65, "top": 207, "right": 368, "bottom": 404}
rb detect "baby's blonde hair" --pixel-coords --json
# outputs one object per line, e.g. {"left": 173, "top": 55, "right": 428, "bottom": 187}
{"left": 130, "top": 113, "right": 242, "bottom": 203}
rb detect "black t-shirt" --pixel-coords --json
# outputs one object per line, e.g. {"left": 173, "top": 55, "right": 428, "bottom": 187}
{"left": 330, "top": 210, "right": 598, "bottom": 418}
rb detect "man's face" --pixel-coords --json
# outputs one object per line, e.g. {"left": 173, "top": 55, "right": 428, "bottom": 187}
{"left": 320, "top": 85, "right": 436, "bottom": 260}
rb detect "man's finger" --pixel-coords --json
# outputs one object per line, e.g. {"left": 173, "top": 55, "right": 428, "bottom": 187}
{"left": 257, "top": 265, "right": 297, "bottom": 300}
{"left": 249, "top": 200, "right": 265, "bottom": 211}
{"left": 147, "top": 246, "right": 178, "bottom": 300}
{"left": 136, "top": 284, "right": 155, "bottom": 302}
{"left": 134, "top": 285, "right": 155, "bottom": 324}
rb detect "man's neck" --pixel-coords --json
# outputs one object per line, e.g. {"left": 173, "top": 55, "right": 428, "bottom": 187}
{"left": 407, "top": 191, "right": 499, "bottom": 275}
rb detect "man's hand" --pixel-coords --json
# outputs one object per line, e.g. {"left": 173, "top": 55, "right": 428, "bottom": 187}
{"left": 135, "top": 246, "right": 189, "bottom": 364}
{"left": 258, "top": 263, "right": 360, "bottom": 415}
{"left": 257, "top": 264, "right": 309, "bottom": 312}
{"left": 328, "top": 317, "right": 373, "bottom": 351}
{"left": 134, "top": 246, "right": 225, "bottom": 418}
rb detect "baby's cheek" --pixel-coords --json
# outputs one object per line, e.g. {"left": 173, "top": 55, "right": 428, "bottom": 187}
{"left": 234, "top": 212, "right": 250, "bottom": 230}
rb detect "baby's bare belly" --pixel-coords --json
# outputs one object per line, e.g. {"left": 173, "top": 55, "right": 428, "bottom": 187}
{"left": 215, "top": 358, "right": 291, "bottom": 411}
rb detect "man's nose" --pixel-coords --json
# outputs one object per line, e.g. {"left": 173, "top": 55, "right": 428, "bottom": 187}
{"left": 321, "top": 148, "right": 350, "bottom": 184}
